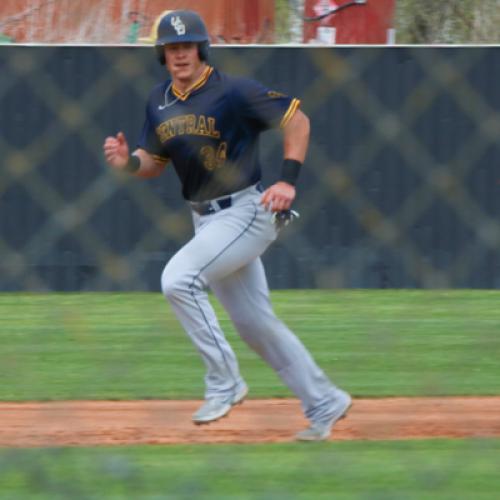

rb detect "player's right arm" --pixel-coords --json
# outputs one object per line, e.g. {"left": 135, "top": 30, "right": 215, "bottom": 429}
{"left": 103, "top": 131, "right": 167, "bottom": 178}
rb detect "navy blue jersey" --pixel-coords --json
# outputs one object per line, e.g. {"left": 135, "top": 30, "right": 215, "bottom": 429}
{"left": 138, "top": 66, "right": 300, "bottom": 201}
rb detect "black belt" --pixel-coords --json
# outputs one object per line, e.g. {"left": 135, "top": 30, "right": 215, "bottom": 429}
{"left": 191, "top": 196, "right": 232, "bottom": 216}
{"left": 190, "top": 182, "right": 263, "bottom": 216}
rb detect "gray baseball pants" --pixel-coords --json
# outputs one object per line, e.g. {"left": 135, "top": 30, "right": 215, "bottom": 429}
{"left": 161, "top": 183, "right": 340, "bottom": 423}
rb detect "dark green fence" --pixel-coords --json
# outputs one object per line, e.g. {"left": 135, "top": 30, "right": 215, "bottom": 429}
{"left": 1, "top": 46, "right": 499, "bottom": 290}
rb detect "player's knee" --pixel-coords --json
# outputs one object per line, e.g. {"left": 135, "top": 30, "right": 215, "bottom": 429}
{"left": 161, "top": 270, "right": 185, "bottom": 300}
{"left": 233, "top": 317, "right": 272, "bottom": 343}
{"left": 233, "top": 314, "right": 284, "bottom": 344}
{"left": 232, "top": 308, "right": 278, "bottom": 332}
{"left": 161, "top": 266, "right": 202, "bottom": 300}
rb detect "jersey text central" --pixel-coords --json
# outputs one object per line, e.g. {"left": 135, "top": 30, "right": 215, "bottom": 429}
{"left": 156, "top": 114, "right": 221, "bottom": 142}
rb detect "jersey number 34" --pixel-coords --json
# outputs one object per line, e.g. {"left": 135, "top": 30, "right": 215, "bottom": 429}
{"left": 200, "top": 142, "right": 228, "bottom": 171}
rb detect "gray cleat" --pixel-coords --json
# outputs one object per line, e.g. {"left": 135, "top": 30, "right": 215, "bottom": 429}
{"left": 193, "top": 384, "right": 248, "bottom": 425}
{"left": 296, "top": 389, "right": 352, "bottom": 442}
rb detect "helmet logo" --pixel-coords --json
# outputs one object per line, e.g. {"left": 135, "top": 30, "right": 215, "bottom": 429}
{"left": 171, "top": 16, "right": 186, "bottom": 35}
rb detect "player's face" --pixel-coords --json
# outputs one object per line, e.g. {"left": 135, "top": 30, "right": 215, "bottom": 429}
{"left": 164, "top": 42, "right": 204, "bottom": 88}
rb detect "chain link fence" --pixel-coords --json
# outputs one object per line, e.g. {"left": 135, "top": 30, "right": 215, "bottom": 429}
{"left": 1, "top": 45, "right": 500, "bottom": 291}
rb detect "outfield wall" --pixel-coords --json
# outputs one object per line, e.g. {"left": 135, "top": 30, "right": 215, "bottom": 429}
{"left": 1, "top": 46, "right": 499, "bottom": 290}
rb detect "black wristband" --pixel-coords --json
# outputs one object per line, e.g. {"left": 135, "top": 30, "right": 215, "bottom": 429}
{"left": 280, "top": 159, "right": 302, "bottom": 186}
{"left": 124, "top": 154, "right": 141, "bottom": 173}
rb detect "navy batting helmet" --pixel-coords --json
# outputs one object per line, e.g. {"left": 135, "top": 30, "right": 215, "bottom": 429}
{"left": 155, "top": 10, "right": 210, "bottom": 65}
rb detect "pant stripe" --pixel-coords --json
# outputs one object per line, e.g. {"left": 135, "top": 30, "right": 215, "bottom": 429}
{"left": 188, "top": 202, "right": 258, "bottom": 393}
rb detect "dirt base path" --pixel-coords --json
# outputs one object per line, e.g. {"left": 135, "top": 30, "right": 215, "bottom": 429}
{"left": 1, "top": 397, "right": 499, "bottom": 447}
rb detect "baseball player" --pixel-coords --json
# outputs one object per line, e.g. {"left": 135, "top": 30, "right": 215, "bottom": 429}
{"left": 103, "top": 10, "right": 351, "bottom": 441}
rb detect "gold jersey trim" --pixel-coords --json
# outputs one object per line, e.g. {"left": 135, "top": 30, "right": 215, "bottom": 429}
{"left": 171, "top": 66, "right": 214, "bottom": 101}
{"left": 280, "top": 98, "right": 301, "bottom": 128}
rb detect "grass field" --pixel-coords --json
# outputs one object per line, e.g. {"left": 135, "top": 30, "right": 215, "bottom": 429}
{"left": 0, "top": 439, "right": 499, "bottom": 499}
{"left": 0, "top": 290, "right": 499, "bottom": 499}
{"left": 0, "top": 290, "right": 499, "bottom": 400}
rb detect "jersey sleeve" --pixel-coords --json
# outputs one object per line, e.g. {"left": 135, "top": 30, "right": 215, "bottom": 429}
{"left": 137, "top": 102, "right": 169, "bottom": 163}
{"left": 231, "top": 77, "right": 301, "bottom": 131}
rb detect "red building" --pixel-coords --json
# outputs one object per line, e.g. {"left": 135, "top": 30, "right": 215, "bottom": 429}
{"left": 0, "top": 0, "right": 274, "bottom": 44}
{"left": 303, "top": 0, "right": 396, "bottom": 44}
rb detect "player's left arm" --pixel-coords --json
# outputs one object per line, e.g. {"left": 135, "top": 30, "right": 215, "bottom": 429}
{"left": 261, "top": 108, "right": 310, "bottom": 211}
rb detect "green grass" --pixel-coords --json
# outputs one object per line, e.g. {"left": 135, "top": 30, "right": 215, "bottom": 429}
{"left": 0, "top": 439, "right": 499, "bottom": 499}
{"left": 0, "top": 290, "right": 499, "bottom": 400}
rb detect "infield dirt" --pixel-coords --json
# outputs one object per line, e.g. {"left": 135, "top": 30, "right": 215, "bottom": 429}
{"left": 1, "top": 397, "right": 499, "bottom": 447}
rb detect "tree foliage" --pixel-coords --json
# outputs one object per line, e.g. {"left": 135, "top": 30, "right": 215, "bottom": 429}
{"left": 395, "top": 0, "right": 500, "bottom": 44}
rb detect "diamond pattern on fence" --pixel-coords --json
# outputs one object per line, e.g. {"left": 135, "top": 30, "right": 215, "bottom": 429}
{"left": 0, "top": 46, "right": 499, "bottom": 290}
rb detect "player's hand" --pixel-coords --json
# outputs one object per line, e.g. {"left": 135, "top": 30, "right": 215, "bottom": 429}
{"left": 103, "top": 131, "right": 130, "bottom": 170}
{"left": 260, "top": 181, "right": 296, "bottom": 212}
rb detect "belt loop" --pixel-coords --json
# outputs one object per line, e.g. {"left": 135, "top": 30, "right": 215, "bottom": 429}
{"left": 217, "top": 197, "right": 232, "bottom": 210}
